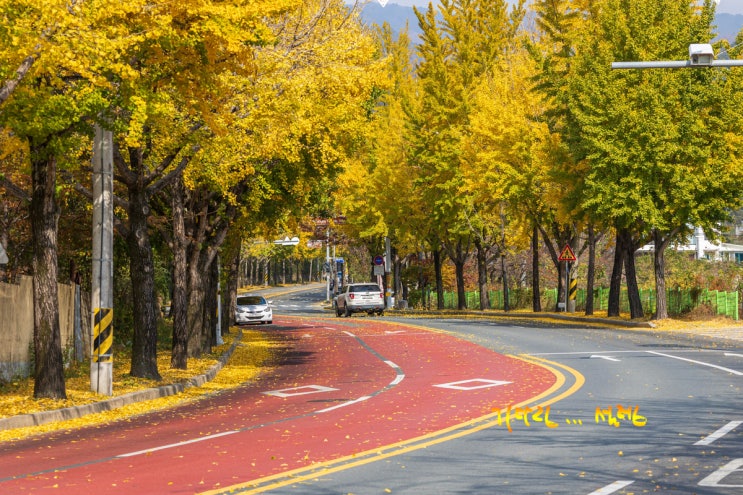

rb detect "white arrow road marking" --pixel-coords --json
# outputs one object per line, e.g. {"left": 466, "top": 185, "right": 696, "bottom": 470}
{"left": 695, "top": 421, "right": 743, "bottom": 446}
{"left": 724, "top": 352, "right": 743, "bottom": 358}
{"left": 385, "top": 330, "right": 406, "bottom": 335}
{"left": 590, "top": 355, "right": 621, "bottom": 362}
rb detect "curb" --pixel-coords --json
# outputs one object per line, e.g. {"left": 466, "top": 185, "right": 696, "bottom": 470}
{"left": 383, "top": 309, "right": 656, "bottom": 329}
{"left": 0, "top": 331, "right": 243, "bottom": 432}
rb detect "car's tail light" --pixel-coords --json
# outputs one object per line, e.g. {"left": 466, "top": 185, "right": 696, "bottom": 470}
{"left": 349, "top": 294, "right": 355, "bottom": 300}
{"left": 380, "top": 292, "right": 384, "bottom": 299}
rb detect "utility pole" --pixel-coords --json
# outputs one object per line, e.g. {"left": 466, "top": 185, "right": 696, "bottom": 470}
{"left": 91, "top": 126, "right": 114, "bottom": 395}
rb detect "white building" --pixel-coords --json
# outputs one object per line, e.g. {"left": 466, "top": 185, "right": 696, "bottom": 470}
{"left": 637, "top": 227, "right": 743, "bottom": 262}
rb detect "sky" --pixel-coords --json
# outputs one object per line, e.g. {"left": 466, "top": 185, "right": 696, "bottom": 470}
{"left": 376, "top": 0, "right": 743, "bottom": 15}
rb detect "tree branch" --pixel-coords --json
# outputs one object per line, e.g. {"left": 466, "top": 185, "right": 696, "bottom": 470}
{"left": 0, "top": 53, "right": 38, "bottom": 106}
{"left": 0, "top": 175, "right": 31, "bottom": 203}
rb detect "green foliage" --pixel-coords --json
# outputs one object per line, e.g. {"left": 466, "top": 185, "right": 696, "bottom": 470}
{"left": 635, "top": 251, "right": 743, "bottom": 291}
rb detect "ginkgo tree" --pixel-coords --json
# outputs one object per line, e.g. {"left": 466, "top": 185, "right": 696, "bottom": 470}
{"left": 0, "top": 0, "right": 154, "bottom": 398}
{"left": 462, "top": 46, "right": 556, "bottom": 311}
{"left": 168, "top": 0, "right": 386, "bottom": 358}
{"left": 83, "top": 0, "right": 300, "bottom": 378}
{"left": 336, "top": 23, "right": 418, "bottom": 293}
{"left": 568, "top": 0, "right": 743, "bottom": 319}
{"left": 406, "top": 0, "right": 527, "bottom": 310}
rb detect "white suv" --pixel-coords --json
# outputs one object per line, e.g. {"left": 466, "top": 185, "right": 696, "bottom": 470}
{"left": 334, "top": 283, "right": 385, "bottom": 317}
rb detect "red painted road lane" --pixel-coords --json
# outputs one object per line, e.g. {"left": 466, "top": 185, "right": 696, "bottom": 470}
{"left": 0, "top": 317, "right": 557, "bottom": 494}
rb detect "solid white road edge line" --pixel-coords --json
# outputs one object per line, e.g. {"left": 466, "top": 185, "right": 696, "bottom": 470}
{"left": 646, "top": 351, "right": 743, "bottom": 376}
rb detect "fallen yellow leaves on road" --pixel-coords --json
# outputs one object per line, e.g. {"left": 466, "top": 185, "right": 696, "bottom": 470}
{"left": 0, "top": 329, "right": 277, "bottom": 442}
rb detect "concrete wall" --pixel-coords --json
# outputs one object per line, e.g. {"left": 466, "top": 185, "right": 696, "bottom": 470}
{"left": 0, "top": 276, "right": 90, "bottom": 381}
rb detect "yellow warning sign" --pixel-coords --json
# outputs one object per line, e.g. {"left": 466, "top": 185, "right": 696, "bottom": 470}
{"left": 558, "top": 244, "right": 577, "bottom": 262}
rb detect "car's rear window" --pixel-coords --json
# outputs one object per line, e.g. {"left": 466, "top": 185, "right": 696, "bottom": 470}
{"left": 236, "top": 296, "right": 266, "bottom": 305}
{"left": 351, "top": 285, "right": 381, "bottom": 293}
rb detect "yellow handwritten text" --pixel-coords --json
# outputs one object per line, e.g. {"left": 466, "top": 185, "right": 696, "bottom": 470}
{"left": 495, "top": 405, "right": 558, "bottom": 432}
{"left": 595, "top": 404, "right": 647, "bottom": 428}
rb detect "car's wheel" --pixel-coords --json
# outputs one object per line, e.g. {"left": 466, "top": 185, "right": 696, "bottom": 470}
{"left": 267, "top": 321, "right": 272, "bottom": 325}
{"left": 344, "top": 305, "right": 351, "bottom": 317}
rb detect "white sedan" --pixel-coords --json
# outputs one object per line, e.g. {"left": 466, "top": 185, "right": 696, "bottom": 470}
{"left": 235, "top": 295, "right": 273, "bottom": 325}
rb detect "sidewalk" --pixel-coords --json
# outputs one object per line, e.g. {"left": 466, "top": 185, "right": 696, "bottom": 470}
{"left": 387, "top": 307, "right": 743, "bottom": 343}
{"left": 0, "top": 331, "right": 244, "bottom": 432}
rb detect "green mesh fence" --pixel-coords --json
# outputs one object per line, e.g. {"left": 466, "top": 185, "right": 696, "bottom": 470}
{"left": 420, "top": 287, "right": 739, "bottom": 320}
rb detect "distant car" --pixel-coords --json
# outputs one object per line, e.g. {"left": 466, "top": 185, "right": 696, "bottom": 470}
{"left": 235, "top": 295, "right": 273, "bottom": 325}
{"left": 334, "top": 283, "right": 385, "bottom": 317}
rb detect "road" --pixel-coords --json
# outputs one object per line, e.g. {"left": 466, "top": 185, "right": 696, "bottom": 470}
{"left": 267, "top": 286, "right": 743, "bottom": 494}
{"left": 0, "top": 285, "right": 741, "bottom": 494}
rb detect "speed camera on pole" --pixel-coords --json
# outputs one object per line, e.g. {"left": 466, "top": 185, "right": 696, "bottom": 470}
{"left": 612, "top": 43, "right": 743, "bottom": 69}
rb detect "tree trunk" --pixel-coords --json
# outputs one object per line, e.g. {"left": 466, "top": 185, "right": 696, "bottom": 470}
{"left": 585, "top": 225, "right": 596, "bottom": 316}
{"left": 531, "top": 224, "right": 541, "bottom": 312}
{"left": 224, "top": 251, "right": 239, "bottom": 333}
{"left": 205, "top": 256, "right": 219, "bottom": 349}
{"left": 607, "top": 230, "right": 624, "bottom": 317}
{"left": 443, "top": 239, "right": 469, "bottom": 310}
{"left": 622, "top": 229, "right": 644, "bottom": 319}
{"left": 170, "top": 177, "right": 188, "bottom": 369}
{"left": 501, "top": 255, "right": 510, "bottom": 312}
{"left": 455, "top": 257, "right": 466, "bottom": 310}
{"left": 187, "top": 248, "right": 209, "bottom": 358}
{"left": 653, "top": 229, "right": 669, "bottom": 320}
{"left": 30, "top": 148, "right": 66, "bottom": 399}
{"left": 475, "top": 237, "right": 490, "bottom": 310}
{"left": 433, "top": 248, "right": 444, "bottom": 310}
{"left": 127, "top": 187, "right": 161, "bottom": 380}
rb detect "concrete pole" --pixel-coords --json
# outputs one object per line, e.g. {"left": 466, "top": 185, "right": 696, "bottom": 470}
{"left": 326, "top": 229, "right": 331, "bottom": 302}
{"left": 216, "top": 255, "right": 223, "bottom": 345}
{"left": 385, "top": 237, "right": 393, "bottom": 308}
{"left": 91, "top": 125, "right": 114, "bottom": 395}
{"left": 696, "top": 226, "right": 705, "bottom": 260}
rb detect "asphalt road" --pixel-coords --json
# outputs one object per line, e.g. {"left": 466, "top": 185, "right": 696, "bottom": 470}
{"left": 266, "top": 285, "right": 743, "bottom": 495}
{"left": 1, "top": 285, "right": 740, "bottom": 495}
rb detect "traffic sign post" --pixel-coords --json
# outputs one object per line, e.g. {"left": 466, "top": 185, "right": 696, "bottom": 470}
{"left": 558, "top": 245, "right": 577, "bottom": 313}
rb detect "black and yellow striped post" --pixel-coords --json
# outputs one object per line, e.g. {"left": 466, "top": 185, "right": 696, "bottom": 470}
{"left": 568, "top": 277, "right": 578, "bottom": 313}
{"left": 92, "top": 307, "right": 113, "bottom": 395}
{"left": 93, "top": 308, "right": 113, "bottom": 363}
